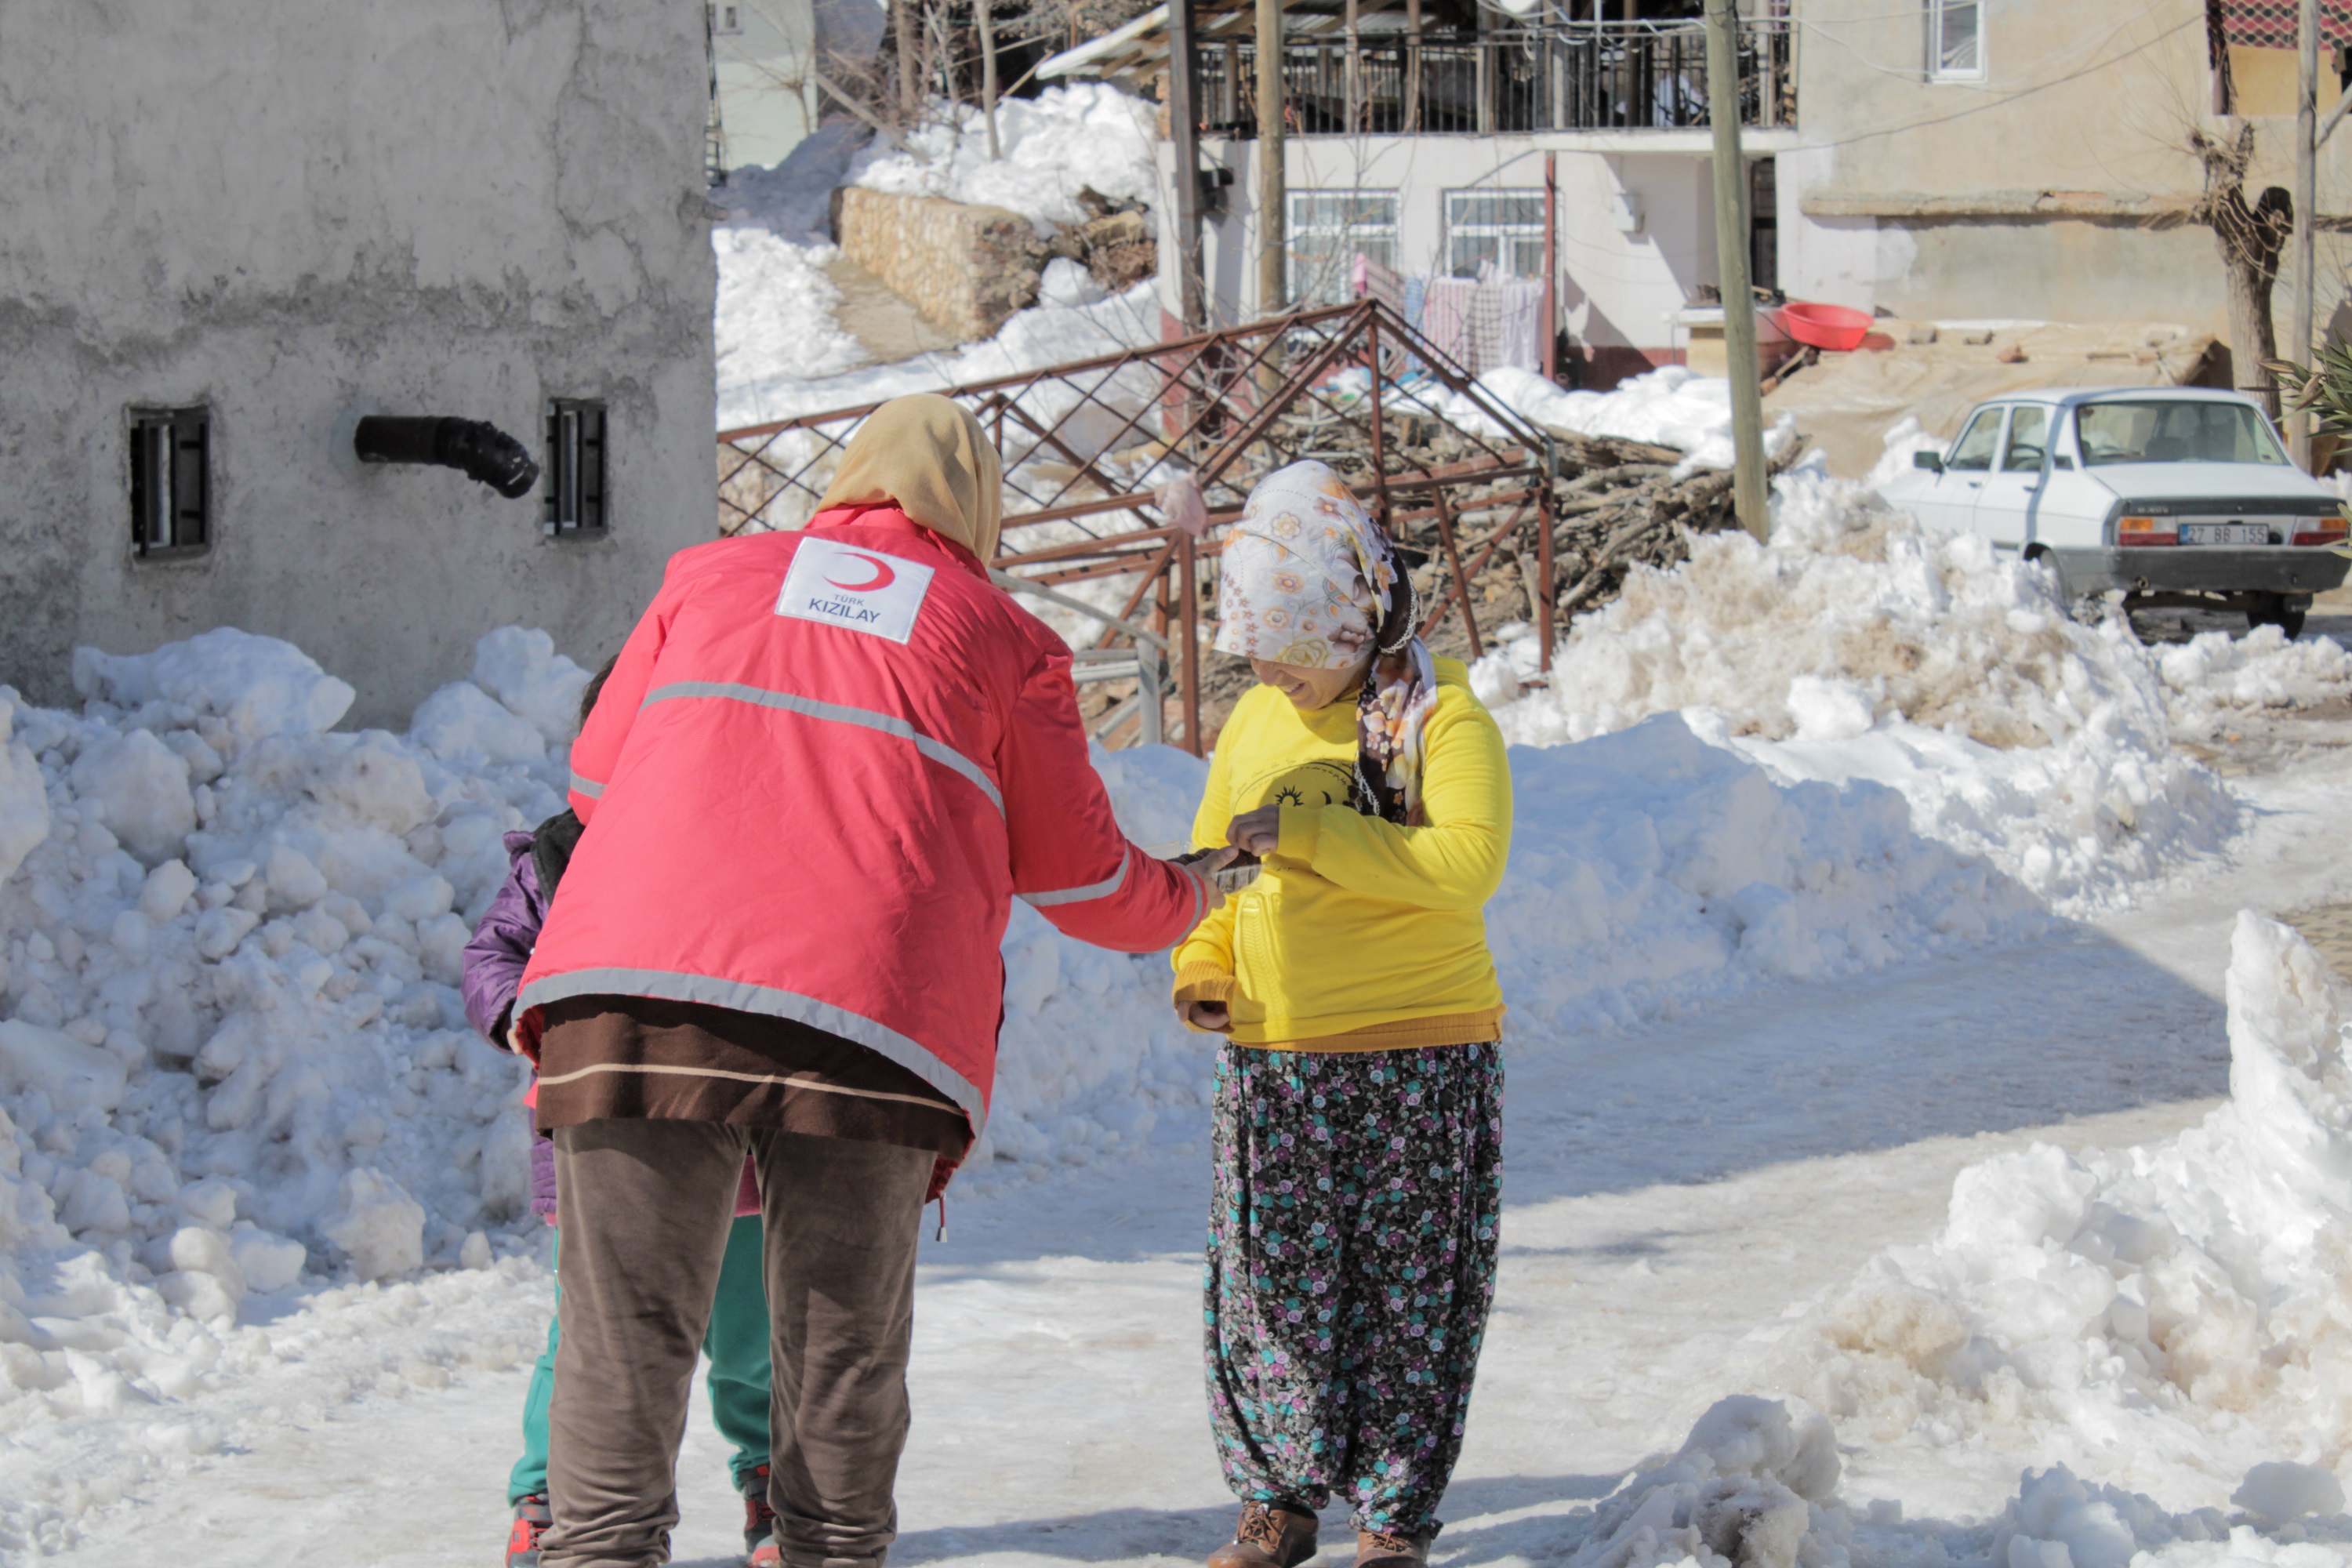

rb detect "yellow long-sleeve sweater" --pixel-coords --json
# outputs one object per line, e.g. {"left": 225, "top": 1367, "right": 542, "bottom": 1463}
{"left": 1171, "top": 657, "right": 1512, "bottom": 1050}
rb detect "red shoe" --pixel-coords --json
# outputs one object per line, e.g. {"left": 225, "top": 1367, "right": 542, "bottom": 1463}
{"left": 507, "top": 1494, "right": 552, "bottom": 1567}
{"left": 743, "top": 1464, "right": 782, "bottom": 1567}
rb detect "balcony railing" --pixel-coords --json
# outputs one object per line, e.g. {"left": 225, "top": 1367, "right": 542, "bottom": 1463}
{"left": 1190, "top": 18, "right": 1794, "bottom": 137}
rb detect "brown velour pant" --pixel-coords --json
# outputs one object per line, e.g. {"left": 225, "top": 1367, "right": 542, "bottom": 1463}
{"left": 539, "top": 1120, "right": 935, "bottom": 1568}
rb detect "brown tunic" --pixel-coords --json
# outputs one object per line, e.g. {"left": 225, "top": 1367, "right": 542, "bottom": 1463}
{"left": 534, "top": 995, "right": 973, "bottom": 1160}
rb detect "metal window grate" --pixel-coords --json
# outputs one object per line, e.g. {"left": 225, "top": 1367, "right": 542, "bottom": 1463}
{"left": 1443, "top": 189, "right": 1547, "bottom": 280}
{"left": 130, "top": 408, "right": 209, "bottom": 557}
{"left": 1288, "top": 190, "right": 1399, "bottom": 307}
{"left": 546, "top": 400, "right": 608, "bottom": 536}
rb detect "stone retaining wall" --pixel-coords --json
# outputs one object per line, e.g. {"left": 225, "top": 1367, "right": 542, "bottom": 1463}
{"left": 837, "top": 187, "right": 1044, "bottom": 343}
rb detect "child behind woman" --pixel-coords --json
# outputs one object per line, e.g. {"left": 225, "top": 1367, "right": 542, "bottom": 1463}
{"left": 461, "top": 662, "right": 781, "bottom": 1568}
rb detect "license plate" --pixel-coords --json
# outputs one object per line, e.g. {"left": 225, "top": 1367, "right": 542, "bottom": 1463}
{"left": 2180, "top": 523, "right": 2273, "bottom": 545}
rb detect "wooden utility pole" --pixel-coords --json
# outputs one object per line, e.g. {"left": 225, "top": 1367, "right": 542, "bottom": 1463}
{"left": 1344, "top": 0, "right": 1362, "bottom": 132}
{"left": 1703, "top": 0, "right": 1769, "bottom": 540}
{"left": 1169, "top": 0, "right": 1207, "bottom": 329}
{"left": 1542, "top": 152, "right": 1559, "bottom": 382}
{"left": 893, "top": 0, "right": 920, "bottom": 122}
{"left": 2292, "top": 0, "right": 2319, "bottom": 467}
{"left": 1404, "top": 0, "right": 1422, "bottom": 132}
{"left": 978, "top": 0, "right": 1000, "bottom": 158}
{"left": 1257, "top": 0, "right": 1286, "bottom": 316}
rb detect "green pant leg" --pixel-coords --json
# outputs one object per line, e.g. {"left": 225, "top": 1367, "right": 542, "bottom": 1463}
{"left": 702, "top": 1212, "right": 774, "bottom": 1493}
{"left": 509, "top": 1229, "right": 561, "bottom": 1505}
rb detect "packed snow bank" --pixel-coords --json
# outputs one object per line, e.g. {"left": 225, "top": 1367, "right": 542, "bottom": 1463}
{"left": 713, "top": 85, "right": 1163, "bottom": 431}
{"left": 1561, "top": 1396, "right": 1851, "bottom": 1568}
{"left": 1551, "top": 1396, "right": 2352, "bottom": 1568}
{"left": 1481, "top": 475, "right": 2240, "bottom": 913}
{"left": 718, "top": 121, "right": 873, "bottom": 246}
{"left": 1776, "top": 913, "right": 2352, "bottom": 1508}
{"left": 1441, "top": 365, "right": 1802, "bottom": 476}
{"left": 2158, "top": 629, "right": 2352, "bottom": 743}
{"left": 846, "top": 84, "right": 1157, "bottom": 232}
{"left": 714, "top": 228, "right": 867, "bottom": 392}
{"left": 977, "top": 710, "right": 2046, "bottom": 1173}
{"left": 717, "top": 278, "right": 1159, "bottom": 434}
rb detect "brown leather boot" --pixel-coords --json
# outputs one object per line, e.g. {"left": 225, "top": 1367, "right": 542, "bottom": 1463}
{"left": 1355, "top": 1528, "right": 1432, "bottom": 1568}
{"left": 1206, "top": 1501, "right": 1320, "bottom": 1568}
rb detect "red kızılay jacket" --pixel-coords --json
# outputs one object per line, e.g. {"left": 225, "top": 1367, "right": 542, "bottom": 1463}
{"left": 513, "top": 506, "right": 1205, "bottom": 1137}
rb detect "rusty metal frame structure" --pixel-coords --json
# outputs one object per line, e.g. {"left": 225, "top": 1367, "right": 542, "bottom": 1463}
{"left": 716, "top": 299, "right": 1556, "bottom": 753}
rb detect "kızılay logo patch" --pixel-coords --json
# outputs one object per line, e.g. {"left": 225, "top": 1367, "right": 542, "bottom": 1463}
{"left": 775, "top": 537, "right": 936, "bottom": 644}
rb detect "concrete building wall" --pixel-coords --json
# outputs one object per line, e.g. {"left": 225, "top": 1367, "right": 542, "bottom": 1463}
{"left": 0, "top": 0, "right": 717, "bottom": 728}
{"left": 1781, "top": 0, "right": 2352, "bottom": 337}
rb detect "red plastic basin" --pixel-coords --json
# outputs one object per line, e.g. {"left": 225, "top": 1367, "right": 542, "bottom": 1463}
{"left": 1777, "top": 301, "right": 1874, "bottom": 353}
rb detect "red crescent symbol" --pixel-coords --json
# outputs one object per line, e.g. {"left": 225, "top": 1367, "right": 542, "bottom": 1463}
{"left": 824, "top": 551, "right": 897, "bottom": 593}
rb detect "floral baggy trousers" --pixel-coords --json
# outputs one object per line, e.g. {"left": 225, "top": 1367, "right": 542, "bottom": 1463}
{"left": 1203, "top": 1041, "right": 1504, "bottom": 1537}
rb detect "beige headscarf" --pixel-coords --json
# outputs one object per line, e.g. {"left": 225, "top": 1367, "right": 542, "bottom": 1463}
{"left": 815, "top": 394, "right": 1005, "bottom": 561}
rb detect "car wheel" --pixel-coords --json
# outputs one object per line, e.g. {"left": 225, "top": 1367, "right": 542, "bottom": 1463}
{"left": 2248, "top": 593, "right": 2307, "bottom": 639}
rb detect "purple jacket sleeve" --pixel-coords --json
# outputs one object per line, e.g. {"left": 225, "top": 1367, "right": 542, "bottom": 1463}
{"left": 461, "top": 833, "right": 546, "bottom": 1047}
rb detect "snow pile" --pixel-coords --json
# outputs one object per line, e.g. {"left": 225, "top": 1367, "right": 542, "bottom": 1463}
{"left": 1426, "top": 365, "right": 1801, "bottom": 476}
{"left": 719, "top": 121, "right": 873, "bottom": 246}
{"left": 1484, "top": 716, "right": 2039, "bottom": 1016}
{"left": 1558, "top": 1398, "right": 2352, "bottom": 1568}
{"left": 1780, "top": 913, "right": 2352, "bottom": 1505}
{"left": 1867, "top": 416, "right": 1951, "bottom": 491}
{"left": 1482, "top": 476, "right": 2238, "bottom": 911}
{"left": 2158, "top": 628, "right": 2352, "bottom": 742}
{"left": 1560, "top": 1396, "right": 1853, "bottom": 1568}
{"left": 711, "top": 86, "right": 1162, "bottom": 430}
{"left": 972, "top": 710, "right": 2048, "bottom": 1175}
{"left": 714, "top": 227, "right": 867, "bottom": 393}
{"left": 847, "top": 84, "right": 1157, "bottom": 232}
{"left": 717, "top": 278, "right": 1159, "bottom": 434}
{"left": 0, "top": 630, "right": 595, "bottom": 1473}
{"left": 0, "top": 616, "right": 2173, "bottom": 1541}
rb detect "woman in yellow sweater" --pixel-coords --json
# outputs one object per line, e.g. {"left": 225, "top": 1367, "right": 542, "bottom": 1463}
{"left": 1178, "top": 461, "right": 1511, "bottom": 1568}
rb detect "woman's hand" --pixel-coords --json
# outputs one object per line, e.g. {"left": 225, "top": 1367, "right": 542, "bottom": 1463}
{"left": 1226, "top": 806, "right": 1283, "bottom": 857}
{"left": 1171, "top": 847, "right": 1240, "bottom": 920}
{"left": 1185, "top": 1000, "right": 1232, "bottom": 1033}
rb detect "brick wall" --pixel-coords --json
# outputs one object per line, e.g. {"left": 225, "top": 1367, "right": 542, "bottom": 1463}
{"left": 837, "top": 187, "right": 1045, "bottom": 343}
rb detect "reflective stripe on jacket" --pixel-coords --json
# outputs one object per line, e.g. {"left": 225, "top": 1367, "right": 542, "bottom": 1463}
{"left": 514, "top": 507, "right": 1203, "bottom": 1133}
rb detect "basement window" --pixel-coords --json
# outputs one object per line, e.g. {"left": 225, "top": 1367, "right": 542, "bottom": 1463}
{"left": 129, "top": 408, "right": 210, "bottom": 557}
{"left": 1926, "top": 0, "right": 1983, "bottom": 81}
{"left": 544, "top": 400, "right": 608, "bottom": 537}
{"left": 1444, "top": 190, "right": 1547, "bottom": 281}
{"left": 1287, "top": 191, "right": 1400, "bottom": 308}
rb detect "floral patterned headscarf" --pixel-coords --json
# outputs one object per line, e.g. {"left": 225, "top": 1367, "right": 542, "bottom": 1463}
{"left": 1215, "top": 461, "right": 1439, "bottom": 824}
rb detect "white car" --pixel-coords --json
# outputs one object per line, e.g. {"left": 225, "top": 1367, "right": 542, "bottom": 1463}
{"left": 1878, "top": 387, "right": 2349, "bottom": 635}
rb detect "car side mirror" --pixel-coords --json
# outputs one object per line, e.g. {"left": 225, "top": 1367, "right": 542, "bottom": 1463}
{"left": 1913, "top": 451, "right": 1945, "bottom": 473}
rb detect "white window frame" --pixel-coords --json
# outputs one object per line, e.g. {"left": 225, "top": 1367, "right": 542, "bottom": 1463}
{"left": 1442, "top": 188, "right": 1548, "bottom": 281}
{"left": 1285, "top": 190, "right": 1399, "bottom": 309}
{"left": 710, "top": 2, "right": 745, "bottom": 35}
{"left": 1926, "top": 0, "right": 1984, "bottom": 82}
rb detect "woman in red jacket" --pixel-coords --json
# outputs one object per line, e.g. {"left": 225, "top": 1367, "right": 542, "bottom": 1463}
{"left": 514, "top": 394, "right": 1227, "bottom": 1568}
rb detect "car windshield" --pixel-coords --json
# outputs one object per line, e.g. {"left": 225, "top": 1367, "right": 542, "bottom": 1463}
{"left": 2074, "top": 401, "right": 2289, "bottom": 466}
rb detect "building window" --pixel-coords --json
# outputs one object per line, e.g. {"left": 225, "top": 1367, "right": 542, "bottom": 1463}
{"left": 1927, "top": 0, "right": 1983, "bottom": 81}
{"left": 130, "top": 407, "right": 209, "bottom": 557}
{"left": 709, "top": 2, "right": 744, "bottom": 34}
{"left": 1443, "top": 190, "right": 1547, "bottom": 281}
{"left": 545, "top": 401, "right": 608, "bottom": 536}
{"left": 1287, "top": 191, "right": 1399, "bottom": 308}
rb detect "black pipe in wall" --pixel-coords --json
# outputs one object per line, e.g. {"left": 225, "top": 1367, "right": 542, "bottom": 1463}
{"left": 354, "top": 416, "right": 540, "bottom": 499}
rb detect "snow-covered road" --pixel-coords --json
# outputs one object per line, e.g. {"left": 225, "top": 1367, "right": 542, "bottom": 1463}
{"left": 39, "top": 742, "right": 2352, "bottom": 1567}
